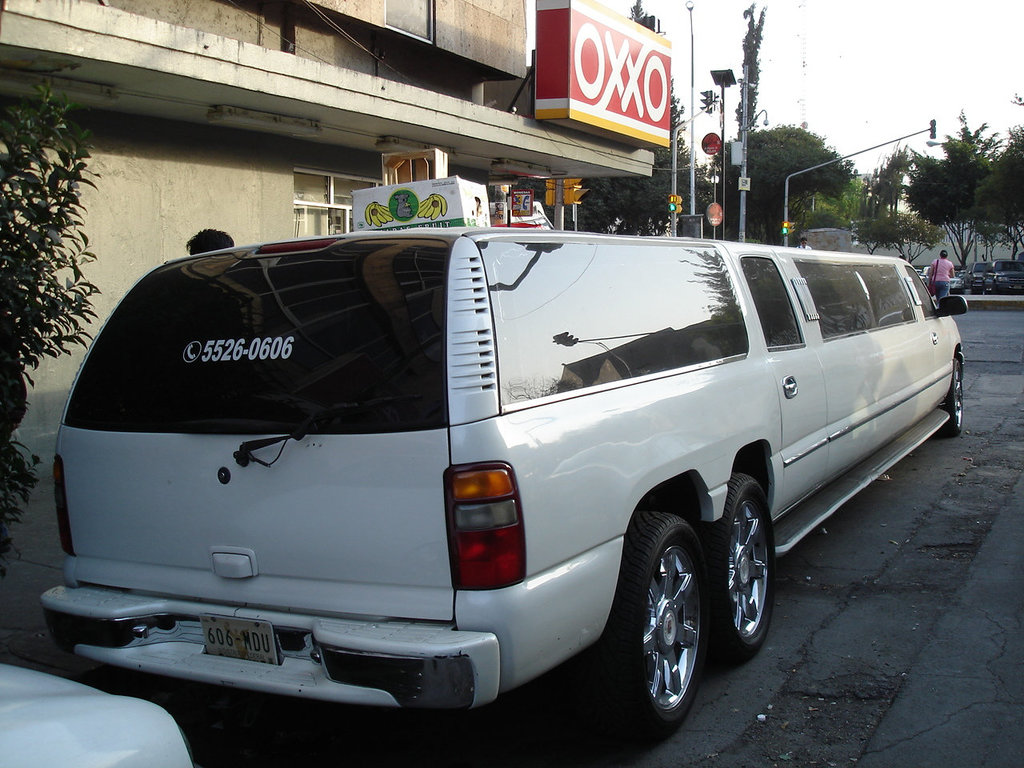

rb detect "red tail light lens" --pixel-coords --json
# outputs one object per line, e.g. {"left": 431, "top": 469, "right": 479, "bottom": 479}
{"left": 445, "top": 463, "right": 525, "bottom": 589}
{"left": 53, "top": 455, "right": 74, "bottom": 556}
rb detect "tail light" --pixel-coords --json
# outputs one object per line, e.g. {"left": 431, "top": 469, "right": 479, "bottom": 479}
{"left": 53, "top": 455, "right": 74, "bottom": 556}
{"left": 445, "top": 463, "right": 525, "bottom": 589}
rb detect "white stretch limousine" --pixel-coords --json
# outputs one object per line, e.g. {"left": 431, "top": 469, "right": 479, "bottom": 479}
{"left": 42, "top": 231, "right": 965, "bottom": 739}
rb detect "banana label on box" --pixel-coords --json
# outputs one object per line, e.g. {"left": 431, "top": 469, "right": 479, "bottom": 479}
{"left": 353, "top": 176, "right": 491, "bottom": 231}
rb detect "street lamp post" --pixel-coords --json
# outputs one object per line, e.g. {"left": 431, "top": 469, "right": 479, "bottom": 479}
{"left": 738, "top": 66, "right": 768, "bottom": 243}
{"left": 687, "top": 1, "right": 695, "bottom": 217}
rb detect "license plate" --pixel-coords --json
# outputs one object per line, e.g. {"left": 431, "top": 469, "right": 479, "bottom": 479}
{"left": 200, "top": 615, "right": 280, "bottom": 665}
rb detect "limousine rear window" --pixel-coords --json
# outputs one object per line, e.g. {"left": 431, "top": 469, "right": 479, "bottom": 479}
{"left": 479, "top": 240, "right": 748, "bottom": 406}
{"left": 795, "top": 260, "right": 915, "bottom": 340}
{"left": 65, "top": 238, "right": 449, "bottom": 434}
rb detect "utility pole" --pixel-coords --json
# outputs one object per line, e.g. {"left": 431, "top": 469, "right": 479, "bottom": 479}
{"left": 739, "top": 65, "right": 749, "bottom": 243}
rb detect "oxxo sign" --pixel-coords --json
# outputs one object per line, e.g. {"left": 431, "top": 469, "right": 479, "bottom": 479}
{"left": 535, "top": 0, "right": 672, "bottom": 148}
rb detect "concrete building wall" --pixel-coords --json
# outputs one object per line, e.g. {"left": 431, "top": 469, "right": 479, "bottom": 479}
{"left": 15, "top": 107, "right": 382, "bottom": 460}
{"left": 102, "top": 0, "right": 526, "bottom": 85}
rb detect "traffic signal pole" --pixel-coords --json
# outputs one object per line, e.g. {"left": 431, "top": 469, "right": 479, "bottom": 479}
{"left": 782, "top": 121, "right": 937, "bottom": 246}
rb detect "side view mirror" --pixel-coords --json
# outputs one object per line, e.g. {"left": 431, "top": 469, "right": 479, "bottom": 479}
{"left": 936, "top": 294, "right": 968, "bottom": 317}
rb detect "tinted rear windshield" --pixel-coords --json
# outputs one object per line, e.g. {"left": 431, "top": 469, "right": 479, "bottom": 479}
{"left": 66, "top": 237, "right": 449, "bottom": 433}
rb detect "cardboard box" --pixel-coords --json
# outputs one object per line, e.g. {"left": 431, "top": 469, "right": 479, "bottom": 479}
{"left": 353, "top": 176, "right": 490, "bottom": 231}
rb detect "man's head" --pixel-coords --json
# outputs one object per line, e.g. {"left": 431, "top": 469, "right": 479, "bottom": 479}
{"left": 187, "top": 229, "right": 234, "bottom": 255}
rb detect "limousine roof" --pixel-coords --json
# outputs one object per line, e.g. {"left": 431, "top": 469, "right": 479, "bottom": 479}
{"left": 174, "top": 229, "right": 912, "bottom": 268}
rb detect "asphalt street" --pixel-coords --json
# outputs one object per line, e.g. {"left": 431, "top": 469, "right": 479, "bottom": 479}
{"left": 1, "top": 295, "right": 1021, "bottom": 767}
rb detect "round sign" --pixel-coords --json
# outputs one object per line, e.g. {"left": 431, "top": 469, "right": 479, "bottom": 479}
{"left": 701, "top": 132, "right": 722, "bottom": 155}
{"left": 706, "top": 202, "right": 723, "bottom": 227}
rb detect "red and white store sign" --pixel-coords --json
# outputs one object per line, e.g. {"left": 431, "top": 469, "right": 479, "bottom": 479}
{"left": 535, "top": 0, "right": 671, "bottom": 147}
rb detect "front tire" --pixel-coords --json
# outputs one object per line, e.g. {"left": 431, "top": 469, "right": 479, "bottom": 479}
{"left": 701, "top": 473, "right": 775, "bottom": 663}
{"left": 938, "top": 357, "right": 964, "bottom": 437}
{"left": 573, "top": 510, "right": 708, "bottom": 741}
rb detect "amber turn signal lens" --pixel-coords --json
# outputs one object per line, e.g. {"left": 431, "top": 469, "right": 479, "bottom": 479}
{"left": 450, "top": 467, "right": 514, "bottom": 501}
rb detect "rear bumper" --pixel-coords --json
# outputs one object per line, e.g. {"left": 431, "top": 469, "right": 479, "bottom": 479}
{"left": 40, "top": 585, "right": 500, "bottom": 709}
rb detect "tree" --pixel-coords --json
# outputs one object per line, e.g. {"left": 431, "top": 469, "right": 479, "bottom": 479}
{"left": 735, "top": 5, "right": 766, "bottom": 132}
{"left": 728, "top": 125, "right": 854, "bottom": 243}
{"left": 906, "top": 113, "right": 1000, "bottom": 266}
{"left": 864, "top": 148, "right": 912, "bottom": 218}
{"left": 853, "top": 212, "right": 944, "bottom": 260}
{"left": 0, "top": 88, "right": 99, "bottom": 573}
{"left": 976, "top": 125, "right": 1024, "bottom": 255}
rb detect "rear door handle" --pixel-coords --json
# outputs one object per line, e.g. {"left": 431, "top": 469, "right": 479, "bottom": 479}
{"left": 782, "top": 375, "right": 799, "bottom": 399}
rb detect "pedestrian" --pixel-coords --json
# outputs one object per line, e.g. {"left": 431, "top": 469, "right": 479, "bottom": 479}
{"left": 187, "top": 229, "right": 234, "bottom": 255}
{"left": 798, "top": 237, "right": 811, "bottom": 249}
{"left": 929, "top": 250, "right": 955, "bottom": 299}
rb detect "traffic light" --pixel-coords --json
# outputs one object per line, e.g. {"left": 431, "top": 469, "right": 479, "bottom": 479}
{"left": 929, "top": 119, "right": 937, "bottom": 140}
{"left": 564, "top": 179, "right": 589, "bottom": 205}
{"left": 700, "top": 90, "right": 716, "bottom": 114}
{"left": 545, "top": 179, "right": 556, "bottom": 207}
{"left": 781, "top": 220, "right": 791, "bottom": 235}
{"left": 667, "top": 194, "right": 682, "bottom": 213}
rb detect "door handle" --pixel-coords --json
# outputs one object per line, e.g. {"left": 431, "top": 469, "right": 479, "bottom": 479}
{"left": 782, "top": 375, "right": 799, "bottom": 399}
{"left": 931, "top": 332, "right": 939, "bottom": 346}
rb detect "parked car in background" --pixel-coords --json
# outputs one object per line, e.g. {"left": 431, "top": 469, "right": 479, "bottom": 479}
{"left": 982, "top": 260, "right": 1024, "bottom": 294}
{"left": 967, "top": 262, "right": 992, "bottom": 293}
{"left": 0, "top": 664, "right": 194, "bottom": 768}
{"left": 949, "top": 273, "right": 965, "bottom": 294}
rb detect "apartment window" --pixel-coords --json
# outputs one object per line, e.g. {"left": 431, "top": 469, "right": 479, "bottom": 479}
{"left": 293, "top": 171, "right": 375, "bottom": 237}
{"left": 386, "top": 0, "right": 432, "bottom": 41}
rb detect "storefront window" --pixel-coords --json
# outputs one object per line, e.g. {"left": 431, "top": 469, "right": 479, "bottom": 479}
{"left": 293, "top": 171, "right": 376, "bottom": 236}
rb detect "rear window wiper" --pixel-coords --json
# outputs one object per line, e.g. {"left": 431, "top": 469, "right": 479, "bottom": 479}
{"left": 232, "top": 395, "right": 421, "bottom": 468}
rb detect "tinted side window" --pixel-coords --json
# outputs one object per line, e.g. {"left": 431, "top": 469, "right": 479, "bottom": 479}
{"left": 480, "top": 240, "right": 747, "bottom": 406}
{"left": 741, "top": 256, "right": 803, "bottom": 349}
{"left": 904, "top": 264, "right": 937, "bottom": 318}
{"left": 66, "top": 238, "right": 449, "bottom": 433}
{"left": 857, "top": 264, "right": 916, "bottom": 327}
{"left": 796, "top": 260, "right": 914, "bottom": 339}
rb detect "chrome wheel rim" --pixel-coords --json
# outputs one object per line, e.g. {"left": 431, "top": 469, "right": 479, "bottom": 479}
{"left": 952, "top": 362, "right": 964, "bottom": 428}
{"left": 644, "top": 545, "right": 701, "bottom": 711}
{"left": 728, "top": 501, "right": 769, "bottom": 639}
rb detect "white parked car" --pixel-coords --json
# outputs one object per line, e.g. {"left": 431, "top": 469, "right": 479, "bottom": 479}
{"left": 41, "top": 231, "right": 965, "bottom": 739}
{"left": 0, "top": 664, "right": 193, "bottom": 767}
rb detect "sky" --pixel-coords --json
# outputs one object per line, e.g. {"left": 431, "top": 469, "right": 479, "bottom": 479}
{"left": 529, "top": 0, "right": 1023, "bottom": 174}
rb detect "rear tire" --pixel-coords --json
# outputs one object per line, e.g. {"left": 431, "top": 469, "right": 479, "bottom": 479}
{"left": 938, "top": 357, "right": 964, "bottom": 438}
{"left": 701, "top": 474, "right": 775, "bottom": 662}
{"left": 572, "top": 510, "right": 708, "bottom": 741}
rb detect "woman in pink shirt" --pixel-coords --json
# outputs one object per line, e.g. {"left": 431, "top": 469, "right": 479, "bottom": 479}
{"left": 930, "top": 250, "right": 956, "bottom": 298}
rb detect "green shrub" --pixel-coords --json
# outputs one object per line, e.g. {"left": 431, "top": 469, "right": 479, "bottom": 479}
{"left": 1, "top": 86, "right": 99, "bottom": 574}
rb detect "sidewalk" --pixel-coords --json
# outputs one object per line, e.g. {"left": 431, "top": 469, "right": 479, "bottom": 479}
{"left": 961, "top": 293, "right": 1024, "bottom": 310}
{"left": 0, "top": 477, "right": 98, "bottom": 677}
